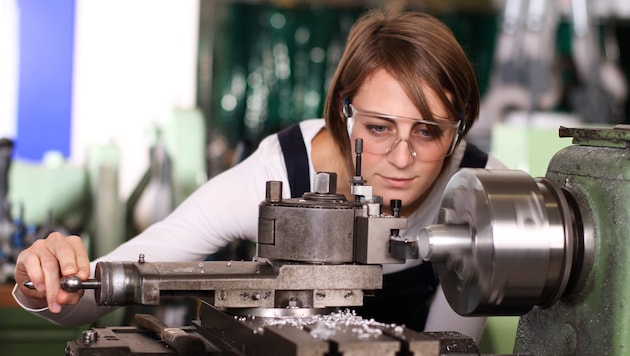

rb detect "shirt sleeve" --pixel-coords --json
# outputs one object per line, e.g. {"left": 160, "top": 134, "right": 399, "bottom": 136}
{"left": 99, "top": 132, "right": 291, "bottom": 264}
{"left": 13, "top": 131, "right": 293, "bottom": 326}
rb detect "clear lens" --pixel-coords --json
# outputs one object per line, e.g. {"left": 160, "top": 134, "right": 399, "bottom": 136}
{"left": 348, "top": 105, "right": 460, "bottom": 161}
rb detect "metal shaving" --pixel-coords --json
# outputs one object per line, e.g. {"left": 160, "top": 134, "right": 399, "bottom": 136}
{"left": 245, "top": 309, "right": 403, "bottom": 340}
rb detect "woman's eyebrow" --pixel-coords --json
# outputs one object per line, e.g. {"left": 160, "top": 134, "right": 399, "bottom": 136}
{"left": 363, "top": 112, "right": 398, "bottom": 124}
{"left": 362, "top": 110, "right": 454, "bottom": 126}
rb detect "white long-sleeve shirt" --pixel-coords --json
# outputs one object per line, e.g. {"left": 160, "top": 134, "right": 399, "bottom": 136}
{"left": 14, "top": 118, "right": 505, "bottom": 339}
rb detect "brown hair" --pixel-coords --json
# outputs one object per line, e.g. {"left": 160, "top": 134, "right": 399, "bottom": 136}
{"left": 324, "top": 10, "right": 480, "bottom": 174}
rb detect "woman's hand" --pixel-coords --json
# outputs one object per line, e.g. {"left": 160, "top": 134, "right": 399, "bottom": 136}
{"left": 14, "top": 232, "right": 91, "bottom": 312}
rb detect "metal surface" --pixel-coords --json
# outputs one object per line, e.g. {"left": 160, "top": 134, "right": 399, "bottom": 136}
{"left": 92, "top": 167, "right": 409, "bottom": 310}
{"left": 419, "top": 168, "right": 578, "bottom": 315}
{"left": 514, "top": 130, "right": 627, "bottom": 355}
{"left": 65, "top": 307, "right": 485, "bottom": 356}
{"left": 258, "top": 173, "right": 357, "bottom": 263}
{"left": 355, "top": 215, "right": 407, "bottom": 264}
{"left": 134, "top": 313, "right": 205, "bottom": 355}
{"left": 258, "top": 200, "right": 356, "bottom": 263}
{"left": 64, "top": 128, "right": 630, "bottom": 354}
{"left": 199, "top": 300, "right": 449, "bottom": 356}
{"left": 559, "top": 124, "right": 630, "bottom": 148}
{"left": 63, "top": 143, "right": 486, "bottom": 355}
{"left": 65, "top": 301, "right": 482, "bottom": 356}
{"left": 258, "top": 172, "right": 409, "bottom": 266}
{"left": 419, "top": 126, "right": 630, "bottom": 355}
{"left": 94, "top": 259, "right": 382, "bottom": 309}
{"left": 60, "top": 275, "right": 101, "bottom": 292}
{"left": 65, "top": 326, "right": 219, "bottom": 355}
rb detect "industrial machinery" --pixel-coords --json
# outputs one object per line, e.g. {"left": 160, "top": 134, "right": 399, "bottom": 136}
{"left": 421, "top": 125, "right": 630, "bottom": 355}
{"left": 63, "top": 126, "right": 630, "bottom": 355}
{"left": 64, "top": 140, "right": 480, "bottom": 356}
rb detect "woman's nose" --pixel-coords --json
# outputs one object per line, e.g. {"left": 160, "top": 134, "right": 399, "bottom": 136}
{"left": 386, "top": 138, "right": 415, "bottom": 167}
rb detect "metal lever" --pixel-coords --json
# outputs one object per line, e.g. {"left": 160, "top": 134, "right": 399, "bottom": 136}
{"left": 24, "top": 275, "right": 101, "bottom": 292}
{"left": 135, "top": 313, "right": 205, "bottom": 356}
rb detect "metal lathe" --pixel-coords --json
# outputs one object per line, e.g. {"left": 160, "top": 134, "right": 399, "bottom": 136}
{"left": 64, "top": 126, "right": 630, "bottom": 355}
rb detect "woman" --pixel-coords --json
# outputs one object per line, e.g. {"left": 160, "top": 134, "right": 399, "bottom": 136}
{"left": 13, "top": 10, "right": 504, "bottom": 338}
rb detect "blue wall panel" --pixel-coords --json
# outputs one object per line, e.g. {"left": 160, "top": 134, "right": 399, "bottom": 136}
{"left": 16, "top": 0, "right": 75, "bottom": 161}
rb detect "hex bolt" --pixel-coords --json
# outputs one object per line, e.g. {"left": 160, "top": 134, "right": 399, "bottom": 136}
{"left": 82, "top": 329, "right": 98, "bottom": 345}
{"left": 315, "top": 172, "right": 337, "bottom": 194}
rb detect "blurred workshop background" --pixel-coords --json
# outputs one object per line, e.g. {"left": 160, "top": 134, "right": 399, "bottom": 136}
{"left": 1, "top": 0, "right": 630, "bottom": 354}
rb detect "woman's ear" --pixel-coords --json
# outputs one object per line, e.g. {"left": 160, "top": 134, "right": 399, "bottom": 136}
{"left": 342, "top": 98, "right": 354, "bottom": 137}
{"left": 342, "top": 98, "right": 351, "bottom": 118}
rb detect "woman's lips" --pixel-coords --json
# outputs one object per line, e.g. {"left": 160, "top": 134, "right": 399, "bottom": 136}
{"left": 380, "top": 175, "right": 414, "bottom": 189}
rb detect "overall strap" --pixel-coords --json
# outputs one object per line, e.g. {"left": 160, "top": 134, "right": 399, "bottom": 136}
{"left": 277, "top": 123, "right": 310, "bottom": 198}
{"left": 459, "top": 142, "right": 488, "bottom": 168}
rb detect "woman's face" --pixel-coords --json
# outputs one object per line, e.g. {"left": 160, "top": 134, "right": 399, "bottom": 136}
{"left": 348, "top": 68, "right": 454, "bottom": 212}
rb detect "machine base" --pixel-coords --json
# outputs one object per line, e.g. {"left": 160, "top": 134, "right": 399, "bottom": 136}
{"left": 65, "top": 302, "right": 486, "bottom": 356}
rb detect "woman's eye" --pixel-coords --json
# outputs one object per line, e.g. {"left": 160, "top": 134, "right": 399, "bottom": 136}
{"left": 366, "top": 124, "right": 389, "bottom": 135}
{"left": 413, "top": 126, "right": 436, "bottom": 139}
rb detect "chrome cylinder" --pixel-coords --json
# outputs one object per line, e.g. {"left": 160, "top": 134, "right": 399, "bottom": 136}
{"left": 419, "top": 169, "right": 578, "bottom": 315}
{"left": 94, "top": 261, "right": 139, "bottom": 306}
